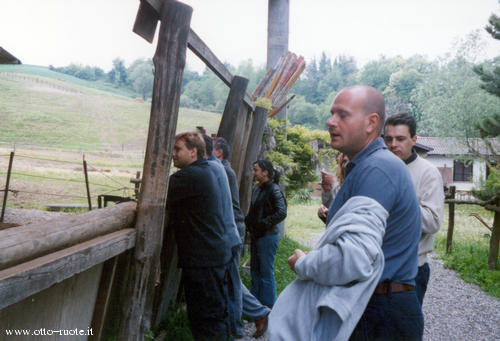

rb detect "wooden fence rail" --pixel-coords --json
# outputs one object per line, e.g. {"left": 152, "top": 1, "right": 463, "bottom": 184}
{"left": 444, "top": 185, "right": 500, "bottom": 270}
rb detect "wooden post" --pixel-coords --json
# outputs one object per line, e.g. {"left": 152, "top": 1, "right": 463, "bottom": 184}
{"left": 267, "top": 0, "right": 289, "bottom": 120}
{"left": 239, "top": 107, "right": 268, "bottom": 215}
{"left": 89, "top": 256, "right": 119, "bottom": 341}
{"left": 488, "top": 198, "right": 500, "bottom": 270}
{"left": 446, "top": 186, "right": 456, "bottom": 254}
{"left": 230, "top": 105, "right": 251, "bottom": 178}
{"left": 0, "top": 151, "right": 14, "bottom": 223}
{"left": 118, "top": 2, "right": 193, "bottom": 339}
{"left": 217, "top": 75, "right": 249, "bottom": 148}
{"left": 236, "top": 108, "right": 254, "bottom": 184}
{"left": 83, "top": 155, "right": 92, "bottom": 211}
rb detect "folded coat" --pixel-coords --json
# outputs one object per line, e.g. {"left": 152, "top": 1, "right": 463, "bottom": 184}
{"left": 268, "top": 196, "right": 388, "bottom": 341}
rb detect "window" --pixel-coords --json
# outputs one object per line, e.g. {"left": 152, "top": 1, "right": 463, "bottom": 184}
{"left": 453, "top": 160, "right": 473, "bottom": 181}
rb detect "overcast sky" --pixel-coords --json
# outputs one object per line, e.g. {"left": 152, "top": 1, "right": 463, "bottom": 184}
{"left": 1, "top": 0, "right": 498, "bottom": 73}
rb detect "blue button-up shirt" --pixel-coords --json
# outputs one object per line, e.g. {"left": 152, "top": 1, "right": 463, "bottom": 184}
{"left": 326, "top": 137, "right": 421, "bottom": 285}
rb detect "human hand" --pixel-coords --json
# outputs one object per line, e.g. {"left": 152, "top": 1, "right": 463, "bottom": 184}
{"left": 320, "top": 169, "right": 335, "bottom": 187}
{"left": 288, "top": 249, "right": 306, "bottom": 273}
{"left": 317, "top": 204, "right": 328, "bottom": 220}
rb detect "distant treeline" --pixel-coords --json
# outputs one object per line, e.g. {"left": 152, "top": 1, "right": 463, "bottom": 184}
{"left": 50, "top": 32, "right": 499, "bottom": 138}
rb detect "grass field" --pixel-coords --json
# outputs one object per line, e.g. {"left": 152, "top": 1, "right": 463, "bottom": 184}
{"left": 0, "top": 65, "right": 221, "bottom": 151}
{"left": 0, "top": 65, "right": 222, "bottom": 210}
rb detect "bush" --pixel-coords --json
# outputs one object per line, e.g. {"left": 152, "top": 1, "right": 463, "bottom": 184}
{"left": 265, "top": 118, "right": 336, "bottom": 198}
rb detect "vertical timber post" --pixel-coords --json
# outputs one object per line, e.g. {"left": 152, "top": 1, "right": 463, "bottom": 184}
{"left": 83, "top": 155, "right": 92, "bottom": 211}
{"left": 118, "top": 2, "right": 193, "bottom": 339}
{"left": 239, "top": 107, "right": 269, "bottom": 215}
{"left": 0, "top": 151, "right": 14, "bottom": 223}
{"left": 488, "top": 198, "right": 500, "bottom": 270}
{"left": 267, "top": 0, "right": 289, "bottom": 120}
{"left": 217, "top": 75, "right": 249, "bottom": 149}
{"left": 446, "top": 186, "right": 456, "bottom": 254}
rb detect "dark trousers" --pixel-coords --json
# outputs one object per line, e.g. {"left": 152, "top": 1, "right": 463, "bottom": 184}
{"left": 182, "top": 263, "right": 234, "bottom": 341}
{"left": 349, "top": 289, "right": 424, "bottom": 341}
{"left": 415, "top": 263, "right": 430, "bottom": 306}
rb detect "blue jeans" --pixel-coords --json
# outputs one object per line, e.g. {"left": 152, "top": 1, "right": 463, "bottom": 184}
{"left": 349, "top": 289, "right": 424, "bottom": 341}
{"left": 241, "top": 282, "right": 271, "bottom": 320}
{"left": 250, "top": 233, "right": 280, "bottom": 308}
{"left": 227, "top": 247, "right": 243, "bottom": 337}
{"left": 415, "top": 263, "right": 430, "bottom": 306}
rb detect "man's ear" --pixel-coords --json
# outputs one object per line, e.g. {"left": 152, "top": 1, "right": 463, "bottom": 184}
{"left": 366, "top": 113, "right": 380, "bottom": 135}
{"left": 412, "top": 135, "right": 418, "bottom": 144}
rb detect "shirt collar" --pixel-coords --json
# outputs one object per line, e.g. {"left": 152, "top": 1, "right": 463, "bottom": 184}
{"left": 344, "top": 137, "right": 386, "bottom": 177}
{"left": 258, "top": 178, "right": 271, "bottom": 187}
{"left": 404, "top": 148, "right": 418, "bottom": 165}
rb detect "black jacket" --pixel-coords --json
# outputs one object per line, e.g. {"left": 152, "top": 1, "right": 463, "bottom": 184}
{"left": 245, "top": 180, "right": 287, "bottom": 239}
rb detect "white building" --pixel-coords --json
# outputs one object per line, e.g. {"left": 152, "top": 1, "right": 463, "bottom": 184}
{"left": 416, "top": 137, "right": 492, "bottom": 194}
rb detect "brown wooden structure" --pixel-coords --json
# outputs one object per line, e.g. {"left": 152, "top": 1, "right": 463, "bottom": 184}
{"left": 0, "top": 0, "right": 283, "bottom": 339}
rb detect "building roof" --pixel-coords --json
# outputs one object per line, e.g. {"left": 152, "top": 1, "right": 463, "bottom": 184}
{"left": 0, "top": 47, "right": 21, "bottom": 64}
{"left": 417, "top": 136, "right": 498, "bottom": 156}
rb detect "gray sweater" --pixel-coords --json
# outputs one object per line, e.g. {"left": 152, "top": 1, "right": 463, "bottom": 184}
{"left": 407, "top": 155, "right": 444, "bottom": 266}
{"left": 269, "top": 196, "right": 388, "bottom": 341}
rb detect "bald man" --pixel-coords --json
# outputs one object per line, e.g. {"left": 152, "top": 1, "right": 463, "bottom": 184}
{"left": 287, "top": 86, "right": 423, "bottom": 340}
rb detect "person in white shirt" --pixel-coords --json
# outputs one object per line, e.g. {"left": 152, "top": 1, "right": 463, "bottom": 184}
{"left": 384, "top": 112, "right": 445, "bottom": 305}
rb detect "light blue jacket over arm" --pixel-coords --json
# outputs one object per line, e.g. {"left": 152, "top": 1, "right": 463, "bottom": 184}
{"left": 268, "top": 196, "right": 388, "bottom": 341}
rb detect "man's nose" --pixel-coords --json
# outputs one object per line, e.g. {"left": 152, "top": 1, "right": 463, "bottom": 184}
{"left": 327, "top": 115, "right": 337, "bottom": 127}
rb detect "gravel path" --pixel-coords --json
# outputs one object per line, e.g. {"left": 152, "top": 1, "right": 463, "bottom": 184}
{"left": 423, "top": 255, "right": 500, "bottom": 341}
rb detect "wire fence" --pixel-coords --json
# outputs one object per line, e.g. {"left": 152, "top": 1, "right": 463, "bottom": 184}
{"left": 0, "top": 149, "right": 140, "bottom": 213}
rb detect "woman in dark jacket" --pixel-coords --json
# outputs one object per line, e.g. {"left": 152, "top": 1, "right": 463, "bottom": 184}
{"left": 245, "top": 159, "right": 287, "bottom": 308}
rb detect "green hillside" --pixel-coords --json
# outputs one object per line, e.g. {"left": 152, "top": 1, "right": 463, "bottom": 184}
{"left": 0, "top": 65, "right": 222, "bottom": 151}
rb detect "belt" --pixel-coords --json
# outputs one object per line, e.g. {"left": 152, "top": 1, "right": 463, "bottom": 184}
{"left": 373, "top": 281, "right": 415, "bottom": 295}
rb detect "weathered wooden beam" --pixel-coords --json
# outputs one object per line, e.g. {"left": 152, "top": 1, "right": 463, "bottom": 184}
{"left": 151, "top": 222, "right": 182, "bottom": 329}
{"left": 118, "top": 2, "right": 192, "bottom": 339}
{"left": 89, "top": 256, "right": 119, "bottom": 341}
{"left": 236, "top": 107, "right": 254, "bottom": 184}
{"left": 187, "top": 30, "right": 254, "bottom": 110}
{"left": 0, "top": 228, "right": 136, "bottom": 311}
{"left": 217, "top": 75, "right": 249, "bottom": 148}
{"left": 446, "top": 186, "right": 456, "bottom": 254}
{"left": 489, "top": 199, "right": 500, "bottom": 270}
{"left": 239, "top": 106, "right": 269, "bottom": 214}
{"left": 0, "top": 201, "right": 136, "bottom": 270}
{"left": 230, "top": 105, "right": 251, "bottom": 179}
{"left": 267, "top": 0, "right": 289, "bottom": 120}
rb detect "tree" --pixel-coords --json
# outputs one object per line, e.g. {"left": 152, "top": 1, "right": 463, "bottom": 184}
{"left": 108, "top": 58, "right": 128, "bottom": 87}
{"left": 128, "top": 59, "right": 154, "bottom": 100}
{"left": 360, "top": 56, "right": 403, "bottom": 92}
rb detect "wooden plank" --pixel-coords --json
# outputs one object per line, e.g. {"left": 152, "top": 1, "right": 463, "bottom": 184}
{"left": 446, "top": 186, "right": 456, "bottom": 254}
{"left": 89, "top": 256, "right": 119, "bottom": 341}
{"left": 0, "top": 264, "right": 102, "bottom": 340}
{"left": 489, "top": 199, "right": 500, "bottom": 270}
{"left": 0, "top": 201, "right": 136, "bottom": 270}
{"left": 217, "top": 75, "right": 249, "bottom": 148}
{"left": 0, "top": 228, "right": 136, "bottom": 311}
{"left": 133, "top": 0, "right": 160, "bottom": 43}
{"left": 267, "top": 0, "right": 289, "bottom": 119}
{"left": 239, "top": 106, "right": 268, "bottom": 214}
{"left": 230, "top": 105, "right": 251, "bottom": 179}
{"left": 236, "top": 107, "right": 254, "bottom": 184}
{"left": 118, "top": 2, "right": 192, "bottom": 339}
{"left": 152, "top": 223, "right": 182, "bottom": 329}
{"left": 187, "top": 29, "right": 254, "bottom": 110}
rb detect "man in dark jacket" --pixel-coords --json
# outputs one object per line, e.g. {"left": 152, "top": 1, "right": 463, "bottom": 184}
{"left": 167, "top": 131, "right": 239, "bottom": 341}
{"left": 213, "top": 137, "right": 271, "bottom": 338}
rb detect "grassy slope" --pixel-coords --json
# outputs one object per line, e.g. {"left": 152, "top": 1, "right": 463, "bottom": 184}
{"left": 0, "top": 65, "right": 221, "bottom": 151}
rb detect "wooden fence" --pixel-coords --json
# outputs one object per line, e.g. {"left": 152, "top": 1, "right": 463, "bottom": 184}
{"left": 444, "top": 186, "right": 500, "bottom": 270}
{"left": 0, "top": 1, "right": 271, "bottom": 340}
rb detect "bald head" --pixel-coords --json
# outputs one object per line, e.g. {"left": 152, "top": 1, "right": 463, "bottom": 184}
{"left": 340, "top": 85, "right": 385, "bottom": 134}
